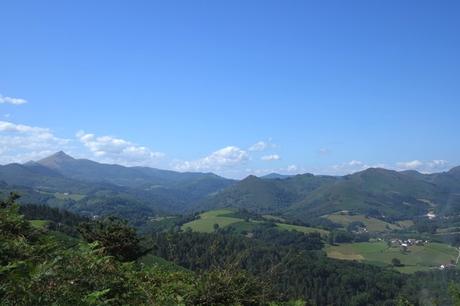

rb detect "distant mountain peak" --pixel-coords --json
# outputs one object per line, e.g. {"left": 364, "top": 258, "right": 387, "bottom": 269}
{"left": 261, "top": 173, "right": 293, "bottom": 180}
{"left": 51, "top": 151, "right": 74, "bottom": 160}
{"left": 243, "top": 174, "right": 259, "bottom": 181}
{"left": 37, "top": 151, "right": 75, "bottom": 169}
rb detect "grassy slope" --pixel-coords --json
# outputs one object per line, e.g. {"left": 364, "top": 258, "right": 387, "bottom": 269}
{"left": 324, "top": 213, "right": 401, "bottom": 232}
{"left": 30, "top": 219, "right": 50, "bottom": 229}
{"left": 276, "top": 223, "right": 329, "bottom": 236}
{"left": 326, "top": 241, "right": 459, "bottom": 273}
{"left": 182, "top": 209, "right": 243, "bottom": 232}
{"left": 182, "top": 209, "right": 328, "bottom": 235}
{"left": 54, "top": 192, "right": 86, "bottom": 201}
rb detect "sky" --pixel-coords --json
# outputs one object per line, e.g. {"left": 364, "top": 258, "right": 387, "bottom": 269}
{"left": 1, "top": 0, "right": 459, "bottom": 178}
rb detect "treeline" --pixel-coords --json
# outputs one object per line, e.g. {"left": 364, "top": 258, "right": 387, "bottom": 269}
{"left": 19, "top": 203, "right": 89, "bottom": 237}
{"left": 148, "top": 228, "right": 460, "bottom": 305}
{"left": 149, "top": 230, "right": 404, "bottom": 305}
{"left": 249, "top": 224, "right": 323, "bottom": 250}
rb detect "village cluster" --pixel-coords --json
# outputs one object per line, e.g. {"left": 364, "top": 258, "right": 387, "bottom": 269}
{"left": 388, "top": 238, "right": 428, "bottom": 251}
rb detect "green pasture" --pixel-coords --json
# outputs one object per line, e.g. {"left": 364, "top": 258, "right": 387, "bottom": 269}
{"left": 326, "top": 241, "right": 459, "bottom": 273}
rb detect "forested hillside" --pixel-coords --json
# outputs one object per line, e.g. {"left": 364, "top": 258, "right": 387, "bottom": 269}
{"left": 202, "top": 168, "right": 460, "bottom": 222}
{"left": 3, "top": 193, "right": 460, "bottom": 305}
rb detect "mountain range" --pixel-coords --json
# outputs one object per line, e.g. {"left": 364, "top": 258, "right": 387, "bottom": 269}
{"left": 1, "top": 151, "right": 460, "bottom": 222}
{"left": 0, "top": 151, "right": 234, "bottom": 219}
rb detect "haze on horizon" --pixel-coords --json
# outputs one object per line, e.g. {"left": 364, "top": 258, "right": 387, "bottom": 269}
{"left": 1, "top": 0, "right": 459, "bottom": 179}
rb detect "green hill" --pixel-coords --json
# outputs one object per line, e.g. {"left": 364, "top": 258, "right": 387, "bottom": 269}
{"left": 197, "top": 173, "right": 337, "bottom": 214}
{"left": 202, "top": 167, "right": 460, "bottom": 222}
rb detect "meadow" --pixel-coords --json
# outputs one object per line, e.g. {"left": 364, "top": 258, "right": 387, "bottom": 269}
{"left": 324, "top": 212, "right": 410, "bottom": 232}
{"left": 182, "top": 208, "right": 329, "bottom": 236}
{"left": 326, "top": 241, "right": 459, "bottom": 273}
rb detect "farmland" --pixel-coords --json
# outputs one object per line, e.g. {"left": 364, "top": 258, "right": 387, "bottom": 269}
{"left": 326, "top": 241, "right": 459, "bottom": 273}
{"left": 324, "top": 212, "right": 409, "bottom": 232}
{"left": 30, "top": 219, "right": 49, "bottom": 229}
{"left": 181, "top": 209, "right": 244, "bottom": 232}
{"left": 182, "top": 208, "right": 328, "bottom": 235}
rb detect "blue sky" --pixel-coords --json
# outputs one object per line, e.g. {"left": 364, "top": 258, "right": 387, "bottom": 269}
{"left": 1, "top": 0, "right": 459, "bottom": 178}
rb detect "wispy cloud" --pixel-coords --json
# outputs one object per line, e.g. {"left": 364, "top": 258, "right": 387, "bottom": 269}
{"left": 261, "top": 154, "right": 281, "bottom": 161}
{"left": 328, "top": 159, "right": 450, "bottom": 175}
{"left": 249, "top": 164, "right": 300, "bottom": 176}
{"left": 174, "top": 146, "right": 248, "bottom": 172}
{"left": 318, "top": 148, "right": 331, "bottom": 156}
{"left": 248, "top": 139, "right": 276, "bottom": 152}
{"left": 329, "top": 160, "right": 386, "bottom": 175}
{"left": 396, "top": 159, "right": 449, "bottom": 172}
{"left": 0, "top": 94, "right": 27, "bottom": 105}
{"left": 76, "top": 131, "right": 164, "bottom": 166}
{"left": 396, "top": 160, "right": 423, "bottom": 170}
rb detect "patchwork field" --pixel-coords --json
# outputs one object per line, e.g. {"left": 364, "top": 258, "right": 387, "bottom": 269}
{"left": 326, "top": 241, "right": 459, "bottom": 273}
{"left": 182, "top": 209, "right": 244, "bottom": 232}
{"left": 182, "top": 209, "right": 328, "bottom": 236}
{"left": 324, "top": 212, "right": 409, "bottom": 232}
{"left": 54, "top": 192, "right": 86, "bottom": 201}
{"left": 276, "top": 223, "right": 329, "bottom": 236}
{"left": 30, "top": 219, "right": 49, "bottom": 229}
{"left": 37, "top": 190, "right": 86, "bottom": 201}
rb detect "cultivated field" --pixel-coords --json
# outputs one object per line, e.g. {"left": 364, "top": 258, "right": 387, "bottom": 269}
{"left": 182, "top": 209, "right": 328, "bottom": 235}
{"left": 326, "top": 241, "right": 459, "bottom": 273}
{"left": 30, "top": 219, "right": 49, "bottom": 229}
{"left": 276, "top": 223, "right": 329, "bottom": 236}
{"left": 324, "top": 212, "right": 407, "bottom": 232}
{"left": 181, "top": 209, "right": 244, "bottom": 232}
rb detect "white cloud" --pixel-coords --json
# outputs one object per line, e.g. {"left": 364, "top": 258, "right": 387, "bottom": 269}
{"left": 251, "top": 164, "right": 301, "bottom": 177}
{"left": 396, "top": 159, "right": 449, "bottom": 172}
{"left": 76, "top": 131, "right": 164, "bottom": 166}
{"left": 328, "top": 159, "right": 450, "bottom": 175}
{"left": 0, "top": 121, "right": 52, "bottom": 135}
{"left": 261, "top": 154, "right": 281, "bottom": 161}
{"left": 427, "top": 159, "right": 448, "bottom": 168}
{"left": 329, "top": 160, "right": 383, "bottom": 175}
{"left": 249, "top": 141, "right": 268, "bottom": 151}
{"left": 0, "top": 94, "right": 27, "bottom": 105}
{"left": 348, "top": 160, "right": 364, "bottom": 166}
{"left": 174, "top": 146, "right": 248, "bottom": 172}
{"left": 0, "top": 120, "right": 70, "bottom": 164}
{"left": 396, "top": 160, "right": 423, "bottom": 170}
{"left": 248, "top": 139, "right": 276, "bottom": 152}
